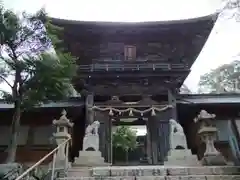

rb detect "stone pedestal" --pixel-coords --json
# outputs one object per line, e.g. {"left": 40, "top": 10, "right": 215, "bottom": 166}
{"left": 74, "top": 120, "right": 109, "bottom": 167}
{"left": 165, "top": 149, "right": 200, "bottom": 166}
{"left": 166, "top": 119, "right": 199, "bottom": 166}
{"left": 201, "top": 153, "right": 227, "bottom": 166}
{"left": 73, "top": 151, "right": 108, "bottom": 166}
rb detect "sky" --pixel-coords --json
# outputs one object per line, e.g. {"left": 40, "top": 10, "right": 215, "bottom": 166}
{"left": 2, "top": 0, "right": 240, "bottom": 93}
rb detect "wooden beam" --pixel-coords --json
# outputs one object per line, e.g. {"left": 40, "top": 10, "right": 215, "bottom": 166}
{"left": 89, "top": 85, "right": 169, "bottom": 96}
{"left": 85, "top": 93, "right": 94, "bottom": 124}
{"left": 168, "top": 89, "right": 178, "bottom": 121}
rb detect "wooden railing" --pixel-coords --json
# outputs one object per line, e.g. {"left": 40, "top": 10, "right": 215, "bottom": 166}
{"left": 16, "top": 138, "right": 71, "bottom": 180}
{"left": 78, "top": 63, "right": 189, "bottom": 72}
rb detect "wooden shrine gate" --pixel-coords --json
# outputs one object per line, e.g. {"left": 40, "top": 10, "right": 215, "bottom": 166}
{"left": 95, "top": 105, "right": 172, "bottom": 165}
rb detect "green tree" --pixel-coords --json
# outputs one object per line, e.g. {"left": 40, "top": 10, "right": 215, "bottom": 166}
{"left": 0, "top": 6, "right": 76, "bottom": 163}
{"left": 112, "top": 126, "right": 138, "bottom": 162}
{"left": 220, "top": 0, "right": 240, "bottom": 20}
{"left": 198, "top": 60, "right": 240, "bottom": 93}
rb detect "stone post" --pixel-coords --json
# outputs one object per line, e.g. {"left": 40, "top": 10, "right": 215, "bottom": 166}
{"left": 195, "top": 110, "right": 226, "bottom": 166}
{"left": 52, "top": 109, "right": 74, "bottom": 167}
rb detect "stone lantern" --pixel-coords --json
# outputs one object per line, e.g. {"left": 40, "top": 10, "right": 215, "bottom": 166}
{"left": 52, "top": 109, "right": 74, "bottom": 166}
{"left": 195, "top": 110, "right": 226, "bottom": 165}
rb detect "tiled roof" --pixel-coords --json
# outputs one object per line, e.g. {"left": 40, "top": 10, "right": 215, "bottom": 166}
{"left": 1, "top": 93, "right": 240, "bottom": 110}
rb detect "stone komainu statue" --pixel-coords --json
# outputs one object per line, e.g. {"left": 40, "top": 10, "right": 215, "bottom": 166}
{"left": 169, "top": 119, "right": 188, "bottom": 150}
{"left": 83, "top": 121, "right": 100, "bottom": 151}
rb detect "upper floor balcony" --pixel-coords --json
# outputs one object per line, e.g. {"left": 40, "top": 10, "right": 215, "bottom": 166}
{"left": 78, "top": 62, "right": 189, "bottom": 72}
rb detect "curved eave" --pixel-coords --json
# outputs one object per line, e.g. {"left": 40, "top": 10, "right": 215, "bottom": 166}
{"left": 49, "top": 13, "right": 218, "bottom": 27}
{"left": 49, "top": 13, "right": 218, "bottom": 87}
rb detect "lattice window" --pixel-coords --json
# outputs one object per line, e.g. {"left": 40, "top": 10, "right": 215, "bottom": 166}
{"left": 124, "top": 45, "right": 136, "bottom": 60}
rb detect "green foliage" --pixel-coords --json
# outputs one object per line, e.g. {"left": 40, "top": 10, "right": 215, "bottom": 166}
{"left": 112, "top": 126, "right": 138, "bottom": 152}
{"left": 0, "top": 6, "right": 77, "bottom": 109}
{"left": 198, "top": 60, "right": 240, "bottom": 93}
{"left": 0, "top": 5, "right": 77, "bottom": 162}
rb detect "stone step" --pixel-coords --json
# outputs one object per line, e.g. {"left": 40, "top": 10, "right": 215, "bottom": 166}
{"left": 68, "top": 167, "right": 93, "bottom": 177}
{"left": 59, "top": 175, "right": 240, "bottom": 180}
{"left": 92, "top": 166, "right": 240, "bottom": 176}
{"left": 67, "top": 166, "right": 240, "bottom": 177}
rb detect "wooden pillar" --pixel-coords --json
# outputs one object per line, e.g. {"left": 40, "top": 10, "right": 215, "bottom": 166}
{"left": 85, "top": 93, "right": 94, "bottom": 124}
{"left": 106, "top": 116, "right": 112, "bottom": 164}
{"left": 97, "top": 112, "right": 112, "bottom": 163}
{"left": 146, "top": 121, "right": 152, "bottom": 164}
{"left": 168, "top": 89, "right": 177, "bottom": 121}
{"left": 146, "top": 117, "right": 158, "bottom": 165}
{"left": 97, "top": 111, "right": 105, "bottom": 161}
{"left": 167, "top": 89, "right": 178, "bottom": 162}
{"left": 147, "top": 111, "right": 171, "bottom": 165}
{"left": 158, "top": 120, "right": 170, "bottom": 161}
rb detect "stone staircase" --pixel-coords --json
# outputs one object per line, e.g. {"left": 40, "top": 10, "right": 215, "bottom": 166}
{"left": 63, "top": 166, "right": 240, "bottom": 180}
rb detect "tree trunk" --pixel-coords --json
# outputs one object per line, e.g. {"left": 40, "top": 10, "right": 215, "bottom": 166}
{"left": 125, "top": 150, "right": 128, "bottom": 163}
{"left": 6, "top": 100, "right": 21, "bottom": 163}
